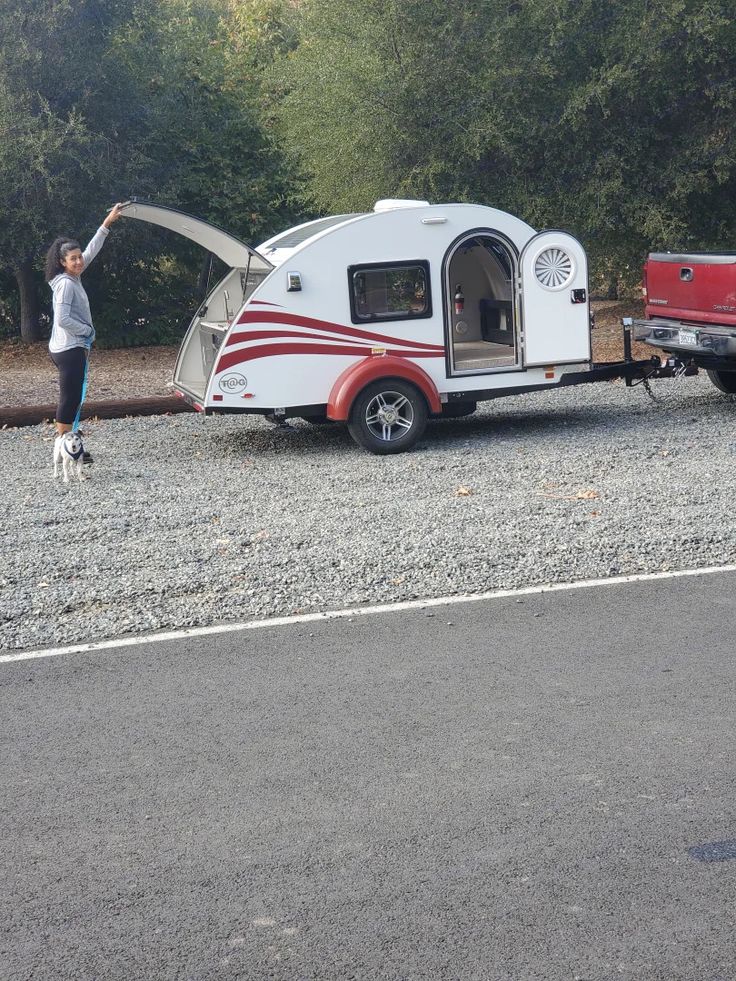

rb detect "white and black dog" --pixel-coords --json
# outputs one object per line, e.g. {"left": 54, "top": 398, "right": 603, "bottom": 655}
{"left": 53, "top": 432, "right": 85, "bottom": 483}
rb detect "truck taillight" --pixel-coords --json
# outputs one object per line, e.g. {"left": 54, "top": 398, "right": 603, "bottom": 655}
{"left": 641, "top": 261, "right": 648, "bottom": 300}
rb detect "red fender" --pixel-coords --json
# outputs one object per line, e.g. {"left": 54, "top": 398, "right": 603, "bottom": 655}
{"left": 327, "top": 355, "right": 442, "bottom": 421}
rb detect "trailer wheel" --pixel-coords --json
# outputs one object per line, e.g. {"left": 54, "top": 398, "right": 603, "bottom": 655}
{"left": 348, "top": 379, "right": 428, "bottom": 455}
{"left": 707, "top": 369, "right": 736, "bottom": 395}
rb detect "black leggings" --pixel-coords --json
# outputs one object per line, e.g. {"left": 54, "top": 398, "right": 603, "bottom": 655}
{"left": 50, "top": 347, "right": 88, "bottom": 425}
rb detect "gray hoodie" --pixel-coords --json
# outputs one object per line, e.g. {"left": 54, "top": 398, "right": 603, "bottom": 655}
{"left": 48, "top": 225, "right": 109, "bottom": 354}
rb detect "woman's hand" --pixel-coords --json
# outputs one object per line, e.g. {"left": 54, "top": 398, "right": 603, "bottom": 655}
{"left": 103, "top": 202, "right": 125, "bottom": 228}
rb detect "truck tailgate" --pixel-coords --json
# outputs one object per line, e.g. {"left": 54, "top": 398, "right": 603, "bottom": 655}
{"left": 645, "top": 252, "right": 736, "bottom": 327}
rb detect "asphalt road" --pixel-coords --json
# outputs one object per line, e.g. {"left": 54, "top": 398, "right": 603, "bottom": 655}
{"left": 2, "top": 573, "right": 735, "bottom": 981}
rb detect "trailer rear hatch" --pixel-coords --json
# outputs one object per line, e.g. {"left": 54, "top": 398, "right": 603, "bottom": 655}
{"left": 120, "top": 201, "right": 273, "bottom": 402}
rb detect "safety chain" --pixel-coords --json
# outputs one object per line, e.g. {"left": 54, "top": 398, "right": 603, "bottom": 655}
{"left": 641, "top": 361, "right": 689, "bottom": 403}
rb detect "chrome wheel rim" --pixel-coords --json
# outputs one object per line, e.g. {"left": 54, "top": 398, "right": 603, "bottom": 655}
{"left": 365, "top": 391, "right": 414, "bottom": 442}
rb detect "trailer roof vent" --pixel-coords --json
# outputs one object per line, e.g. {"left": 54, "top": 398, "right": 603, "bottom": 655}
{"left": 534, "top": 247, "right": 574, "bottom": 289}
{"left": 373, "top": 199, "right": 430, "bottom": 212}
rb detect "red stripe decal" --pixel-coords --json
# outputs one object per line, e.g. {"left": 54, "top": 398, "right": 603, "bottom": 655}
{"left": 232, "top": 311, "right": 444, "bottom": 352}
{"left": 227, "top": 329, "right": 375, "bottom": 348}
{"left": 216, "top": 343, "right": 444, "bottom": 374}
{"left": 249, "top": 300, "right": 284, "bottom": 307}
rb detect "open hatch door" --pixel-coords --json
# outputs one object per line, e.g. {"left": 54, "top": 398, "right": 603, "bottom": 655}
{"left": 119, "top": 200, "right": 273, "bottom": 273}
{"left": 119, "top": 200, "right": 274, "bottom": 403}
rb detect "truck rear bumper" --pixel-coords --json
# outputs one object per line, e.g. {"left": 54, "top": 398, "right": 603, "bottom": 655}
{"left": 632, "top": 318, "right": 736, "bottom": 361}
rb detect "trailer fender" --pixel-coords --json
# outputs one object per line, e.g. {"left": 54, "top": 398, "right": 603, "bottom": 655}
{"left": 327, "top": 356, "right": 442, "bottom": 421}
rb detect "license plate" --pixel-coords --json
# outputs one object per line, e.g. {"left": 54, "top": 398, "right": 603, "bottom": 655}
{"left": 678, "top": 328, "right": 698, "bottom": 346}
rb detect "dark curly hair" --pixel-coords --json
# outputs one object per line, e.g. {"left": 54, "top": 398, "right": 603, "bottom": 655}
{"left": 45, "top": 237, "right": 81, "bottom": 283}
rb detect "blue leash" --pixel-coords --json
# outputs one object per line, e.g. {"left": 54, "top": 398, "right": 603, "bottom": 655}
{"left": 72, "top": 352, "right": 89, "bottom": 434}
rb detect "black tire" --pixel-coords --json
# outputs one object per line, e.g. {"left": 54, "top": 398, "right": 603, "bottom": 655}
{"left": 300, "top": 413, "right": 335, "bottom": 425}
{"left": 440, "top": 400, "right": 477, "bottom": 419}
{"left": 707, "top": 369, "right": 736, "bottom": 394}
{"left": 347, "top": 379, "right": 428, "bottom": 455}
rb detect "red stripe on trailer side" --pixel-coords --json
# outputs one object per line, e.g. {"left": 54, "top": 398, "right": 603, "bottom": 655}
{"left": 231, "top": 311, "right": 444, "bottom": 352}
{"left": 249, "top": 300, "right": 284, "bottom": 307}
{"left": 327, "top": 355, "right": 442, "bottom": 420}
{"left": 226, "top": 329, "right": 377, "bottom": 348}
{"left": 215, "top": 343, "right": 444, "bottom": 375}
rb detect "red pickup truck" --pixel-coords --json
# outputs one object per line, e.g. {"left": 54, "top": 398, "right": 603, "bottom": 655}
{"left": 632, "top": 252, "right": 736, "bottom": 393}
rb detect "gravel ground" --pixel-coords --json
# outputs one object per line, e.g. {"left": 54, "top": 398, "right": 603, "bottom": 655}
{"left": 2, "top": 372, "right": 735, "bottom": 652}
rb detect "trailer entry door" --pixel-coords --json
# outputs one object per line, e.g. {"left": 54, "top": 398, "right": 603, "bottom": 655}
{"left": 520, "top": 231, "right": 590, "bottom": 366}
{"left": 444, "top": 233, "right": 520, "bottom": 375}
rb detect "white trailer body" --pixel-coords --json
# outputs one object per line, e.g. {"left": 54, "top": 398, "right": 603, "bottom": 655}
{"left": 120, "top": 199, "right": 594, "bottom": 453}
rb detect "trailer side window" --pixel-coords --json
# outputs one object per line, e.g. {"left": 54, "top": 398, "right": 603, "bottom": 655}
{"left": 348, "top": 261, "right": 431, "bottom": 323}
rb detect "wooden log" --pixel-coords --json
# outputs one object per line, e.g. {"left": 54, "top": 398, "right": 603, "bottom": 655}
{"left": 0, "top": 396, "right": 194, "bottom": 428}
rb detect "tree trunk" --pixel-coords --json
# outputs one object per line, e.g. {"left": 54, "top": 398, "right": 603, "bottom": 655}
{"left": 14, "top": 260, "right": 41, "bottom": 343}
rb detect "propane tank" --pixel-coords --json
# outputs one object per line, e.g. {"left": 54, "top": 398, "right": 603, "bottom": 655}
{"left": 454, "top": 284, "right": 464, "bottom": 315}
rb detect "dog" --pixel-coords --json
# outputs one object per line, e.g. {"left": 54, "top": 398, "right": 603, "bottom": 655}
{"left": 53, "top": 432, "right": 85, "bottom": 483}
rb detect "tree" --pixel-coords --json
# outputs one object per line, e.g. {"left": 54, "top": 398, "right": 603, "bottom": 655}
{"left": 273, "top": 0, "right": 736, "bottom": 289}
{"left": 0, "top": 0, "right": 301, "bottom": 344}
{"left": 0, "top": 0, "right": 136, "bottom": 340}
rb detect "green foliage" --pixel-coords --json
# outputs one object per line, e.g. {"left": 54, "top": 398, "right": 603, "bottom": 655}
{"left": 3, "top": 0, "right": 734, "bottom": 340}
{"left": 274, "top": 0, "right": 736, "bottom": 290}
{"left": 0, "top": 0, "right": 302, "bottom": 344}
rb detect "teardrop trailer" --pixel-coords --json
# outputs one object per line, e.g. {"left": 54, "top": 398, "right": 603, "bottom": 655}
{"left": 120, "top": 199, "right": 683, "bottom": 454}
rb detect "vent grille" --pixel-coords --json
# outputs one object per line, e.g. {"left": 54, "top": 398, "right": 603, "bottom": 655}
{"left": 534, "top": 248, "right": 573, "bottom": 289}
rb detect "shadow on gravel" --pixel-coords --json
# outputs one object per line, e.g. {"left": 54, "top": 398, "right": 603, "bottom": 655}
{"left": 194, "top": 383, "right": 728, "bottom": 459}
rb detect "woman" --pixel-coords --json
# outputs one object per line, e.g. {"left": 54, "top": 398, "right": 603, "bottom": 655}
{"left": 45, "top": 202, "right": 125, "bottom": 457}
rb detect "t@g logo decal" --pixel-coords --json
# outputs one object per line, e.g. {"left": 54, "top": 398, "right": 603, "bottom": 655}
{"left": 218, "top": 372, "right": 248, "bottom": 393}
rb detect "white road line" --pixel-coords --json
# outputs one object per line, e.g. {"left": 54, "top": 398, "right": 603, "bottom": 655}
{"left": 3, "top": 563, "right": 736, "bottom": 665}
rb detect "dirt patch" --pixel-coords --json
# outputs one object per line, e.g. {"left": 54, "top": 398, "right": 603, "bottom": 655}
{"left": 0, "top": 302, "right": 651, "bottom": 409}
{"left": 0, "top": 343, "right": 179, "bottom": 407}
{"left": 591, "top": 300, "right": 653, "bottom": 361}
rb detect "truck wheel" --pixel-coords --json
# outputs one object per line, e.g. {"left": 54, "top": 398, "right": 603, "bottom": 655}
{"left": 347, "top": 379, "right": 428, "bottom": 455}
{"left": 707, "top": 369, "right": 736, "bottom": 395}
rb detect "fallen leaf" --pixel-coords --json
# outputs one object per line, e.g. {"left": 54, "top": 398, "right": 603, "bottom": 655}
{"left": 455, "top": 485, "right": 473, "bottom": 496}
